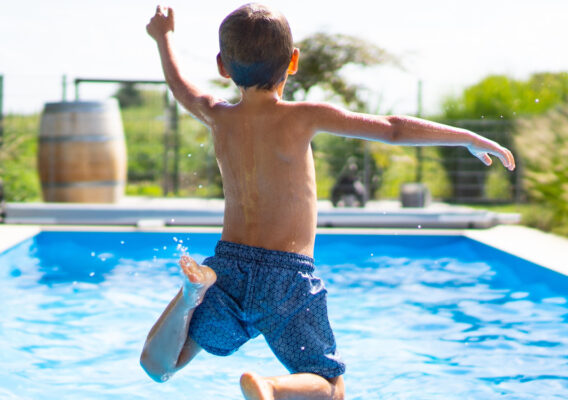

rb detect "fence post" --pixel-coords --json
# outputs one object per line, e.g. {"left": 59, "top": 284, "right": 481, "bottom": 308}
{"left": 0, "top": 74, "right": 4, "bottom": 206}
{"left": 162, "top": 90, "right": 171, "bottom": 196}
{"left": 62, "top": 75, "right": 67, "bottom": 101}
{"left": 0, "top": 74, "right": 4, "bottom": 147}
{"left": 415, "top": 80, "right": 423, "bottom": 183}
{"left": 170, "top": 100, "right": 179, "bottom": 195}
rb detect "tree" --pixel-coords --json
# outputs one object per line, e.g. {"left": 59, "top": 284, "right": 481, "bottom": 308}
{"left": 284, "top": 32, "right": 400, "bottom": 109}
{"left": 443, "top": 72, "right": 568, "bottom": 120}
{"left": 114, "top": 83, "right": 144, "bottom": 109}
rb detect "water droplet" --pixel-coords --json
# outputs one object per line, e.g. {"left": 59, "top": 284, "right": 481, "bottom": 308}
{"left": 170, "top": 218, "right": 175, "bottom": 223}
{"left": 101, "top": 257, "right": 106, "bottom": 262}
{"left": 187, "top": 153, "right": 192, "bottom": 157}
{"left": 301, "top": 346, "right": 305, "bottom": 351}
{"left": 370, "top": 253, "right": 374, "bottom": 256}
{"left": 418, "top": 225, "right": 422, "bottom": 229}
{"left": 481, "top": 115, "right": 485, "bottom": 119}
{"left": 120, "top": 241, "right": 125, "bottom": 245}
{"left": 89, "top": 272, "right": 95, "bottom": 277}
{"left": 535, "top": 98, "right": 540, "bottom": 103}
{"left": 173, "top": 237, "right": 178, "bottom": 242}
{"left": 200, "top": 143, "right": 204, "bottom": 148}
{"left": 198, "top": 184, "right": 203, "bottom": 189}
{"left": 91, "top": 252, "right": 96, "bottom": 257}
{"left": 163, "top": 246, "right": 167, "bottom": 250}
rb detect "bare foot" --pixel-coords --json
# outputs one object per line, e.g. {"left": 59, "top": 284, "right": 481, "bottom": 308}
{"left": 179, "top": 255, "right": 216, "bottom": 306}
{"left": 179, "top": 255, "right": 216, "bottom": 286}
{"left": 240, "top": 371, "right": 274, "bottom": 400}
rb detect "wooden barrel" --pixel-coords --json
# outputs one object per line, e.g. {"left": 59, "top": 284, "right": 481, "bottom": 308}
{"left": 38, "top": 100, "right": 127, "bottom": 203}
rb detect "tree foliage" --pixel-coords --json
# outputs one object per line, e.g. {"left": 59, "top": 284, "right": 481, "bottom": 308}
{"left": 284, "top": 32, "right": 400, "bottom": 110}
{"left": 114, "top": 83, "right": 144, "bottom": 109}
{"left": 443, "top": 72, "right": 568, "bottom": 120}
{"left": 515, "top": 106, "right": 568, "bottom": 235}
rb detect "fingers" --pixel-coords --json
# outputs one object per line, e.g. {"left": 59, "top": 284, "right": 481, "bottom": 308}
{"left": 155, "top": 5, "right": 173, "bottom": 16}
{"left": 479, "top": 153, "right": 492, "bottom": 166}
{"left": 505, "top": 149, "right": 516, "bottom": 171}
{"left": 167, "top": 7, "right": 175, "bottom": 31}
{"left": 495, "top": 147, "right": 516, "bottom": 171}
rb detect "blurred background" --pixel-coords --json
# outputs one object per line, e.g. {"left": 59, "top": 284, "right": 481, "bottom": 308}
{"left": 1, "top": 0, "right": 568, "bottom": 235}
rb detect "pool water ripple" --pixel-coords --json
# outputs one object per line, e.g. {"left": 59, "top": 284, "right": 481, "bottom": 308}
{"left": 1, "top": 232, "right": 567, "bottom": 399}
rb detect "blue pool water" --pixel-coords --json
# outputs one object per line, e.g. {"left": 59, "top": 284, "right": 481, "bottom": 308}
{"left": 1, "top": 231, "right": 567, "bottom": 399}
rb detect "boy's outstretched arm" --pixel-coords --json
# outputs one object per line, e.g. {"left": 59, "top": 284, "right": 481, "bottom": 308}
{"left": 311, "top": 104, "right": 515, "bottom": 170}
{"left": 146, "top": 6, "right": 221, "bottom": 125}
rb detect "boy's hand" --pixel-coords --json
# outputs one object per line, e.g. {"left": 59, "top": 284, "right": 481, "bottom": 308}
{"left": 147, "top": 5, "right": 175, "bottom": 41}
{"left": 467, "top": 138, "right": 516, "bottom": 171}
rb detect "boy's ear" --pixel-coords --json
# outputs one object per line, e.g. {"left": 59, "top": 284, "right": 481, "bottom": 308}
{"left": 287, "top": 48, "right": 300, "bottom": 75}
{"left": 216, "top": 53, "right": 231, "bottom": 79}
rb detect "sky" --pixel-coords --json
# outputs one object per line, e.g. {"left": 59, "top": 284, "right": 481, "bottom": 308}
{"left": 2, "top": 0, "right": 568, "bottom": 115}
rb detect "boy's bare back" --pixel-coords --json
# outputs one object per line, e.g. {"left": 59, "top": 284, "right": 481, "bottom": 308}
{"left": 210, "top": 93, "right": 319, "bottom": 256}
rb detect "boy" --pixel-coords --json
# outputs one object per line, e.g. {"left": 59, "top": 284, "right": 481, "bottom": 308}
{"left": 141, "top": 4, "right": 515, "bottom": 400}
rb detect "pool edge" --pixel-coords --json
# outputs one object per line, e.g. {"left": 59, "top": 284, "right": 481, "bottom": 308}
{"left": 0, "top": 225, "right": 41, "bottom": 254}
{"left": 1, "top": 224, "right": 566, "bottom": 277}
{"left": 465, "top": 225, "right": 568, "bottom": 277}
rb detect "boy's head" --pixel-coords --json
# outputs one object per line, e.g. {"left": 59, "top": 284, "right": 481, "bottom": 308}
{"left": 218, "top": 3, "right": 295, "bottom": 90}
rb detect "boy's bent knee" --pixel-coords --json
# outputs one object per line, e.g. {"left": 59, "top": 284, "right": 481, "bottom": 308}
{"left": 139, "top": 353, "right": 173, "bottom": 383}
{"left": 328, "top": 375, "right": 345, "bottom": 400}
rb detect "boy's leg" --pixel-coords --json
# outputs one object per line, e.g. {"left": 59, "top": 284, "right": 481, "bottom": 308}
{"left": 140, "top": 255, "right": 216, "bottom": 382}
{"left": 240, "top": 372, "right": 344, "bottom": 400}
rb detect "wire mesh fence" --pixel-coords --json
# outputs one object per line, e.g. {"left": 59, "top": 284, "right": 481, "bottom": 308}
{"left": 0, "top": 76, "right": 521, "bottom": 205}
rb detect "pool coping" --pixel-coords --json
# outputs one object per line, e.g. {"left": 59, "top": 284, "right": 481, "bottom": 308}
{"left": 1, "top": 224, "right": 566, "bottom": 277}
{"left": 4, "top": 199, "right": 520, "bottom": 229}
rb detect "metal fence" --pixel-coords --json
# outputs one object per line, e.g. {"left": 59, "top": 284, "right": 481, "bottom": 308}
{"left": 0, "top": 74, "right": 522, "bottom": 204}
{"left": 437, "top": 119, "right": 522, "bottom": 203}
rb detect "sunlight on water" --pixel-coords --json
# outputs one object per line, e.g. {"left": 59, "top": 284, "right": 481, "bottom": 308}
{"left": 1, "top": 232, "right": 567, "bottom": 399}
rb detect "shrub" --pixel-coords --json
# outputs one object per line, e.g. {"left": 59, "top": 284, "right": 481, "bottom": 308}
{"left": 0, "top": 114, "right": 41, "bottom": 202}
{"left": 514, "top": 106, "right": 568, "bottom": 235}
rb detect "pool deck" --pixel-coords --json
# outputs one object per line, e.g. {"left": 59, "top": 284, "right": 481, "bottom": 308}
{"left": 1, "top": 198, "right": 567, "bottom": 276}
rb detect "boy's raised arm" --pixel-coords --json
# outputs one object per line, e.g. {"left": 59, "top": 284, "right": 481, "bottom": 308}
{"left": 310, "top": 103, "right": 515, "bottom": 171}
{"left": 147, "top": 6, "right": 221, "bottom": 125}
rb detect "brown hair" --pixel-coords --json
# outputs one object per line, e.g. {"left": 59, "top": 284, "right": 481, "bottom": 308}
{"left": 219, "top": 3, "right": 293, "bottom": 89}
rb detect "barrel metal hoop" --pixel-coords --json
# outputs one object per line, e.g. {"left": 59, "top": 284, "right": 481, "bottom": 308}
{"left": 43, "top": 100, "right": 119, "bottom": 114}
{"left": 39, "top": 135, "right": 119, "bottom": 143}
{"left": 41, "top": 181, "right": 125, "bottom": 189}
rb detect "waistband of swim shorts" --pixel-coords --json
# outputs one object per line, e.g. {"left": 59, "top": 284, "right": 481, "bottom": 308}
{"left": 214, "top": 241, "right": 315, "bottom": 273}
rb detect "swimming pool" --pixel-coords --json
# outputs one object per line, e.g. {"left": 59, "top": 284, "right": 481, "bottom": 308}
{"left": 1, "top": 230, "right": 567, "bottom": 399}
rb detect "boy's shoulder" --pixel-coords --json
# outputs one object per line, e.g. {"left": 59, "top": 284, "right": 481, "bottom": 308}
{"left": 206, "top": 96, "right": 353, "bottom": 138}
{"left": 210, "top": 98, "right": 344, "bottom": 118}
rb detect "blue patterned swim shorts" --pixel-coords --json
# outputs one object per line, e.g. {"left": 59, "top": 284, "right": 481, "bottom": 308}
{"left": 188, "top": 240, "right": 345, "bottom": 379}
